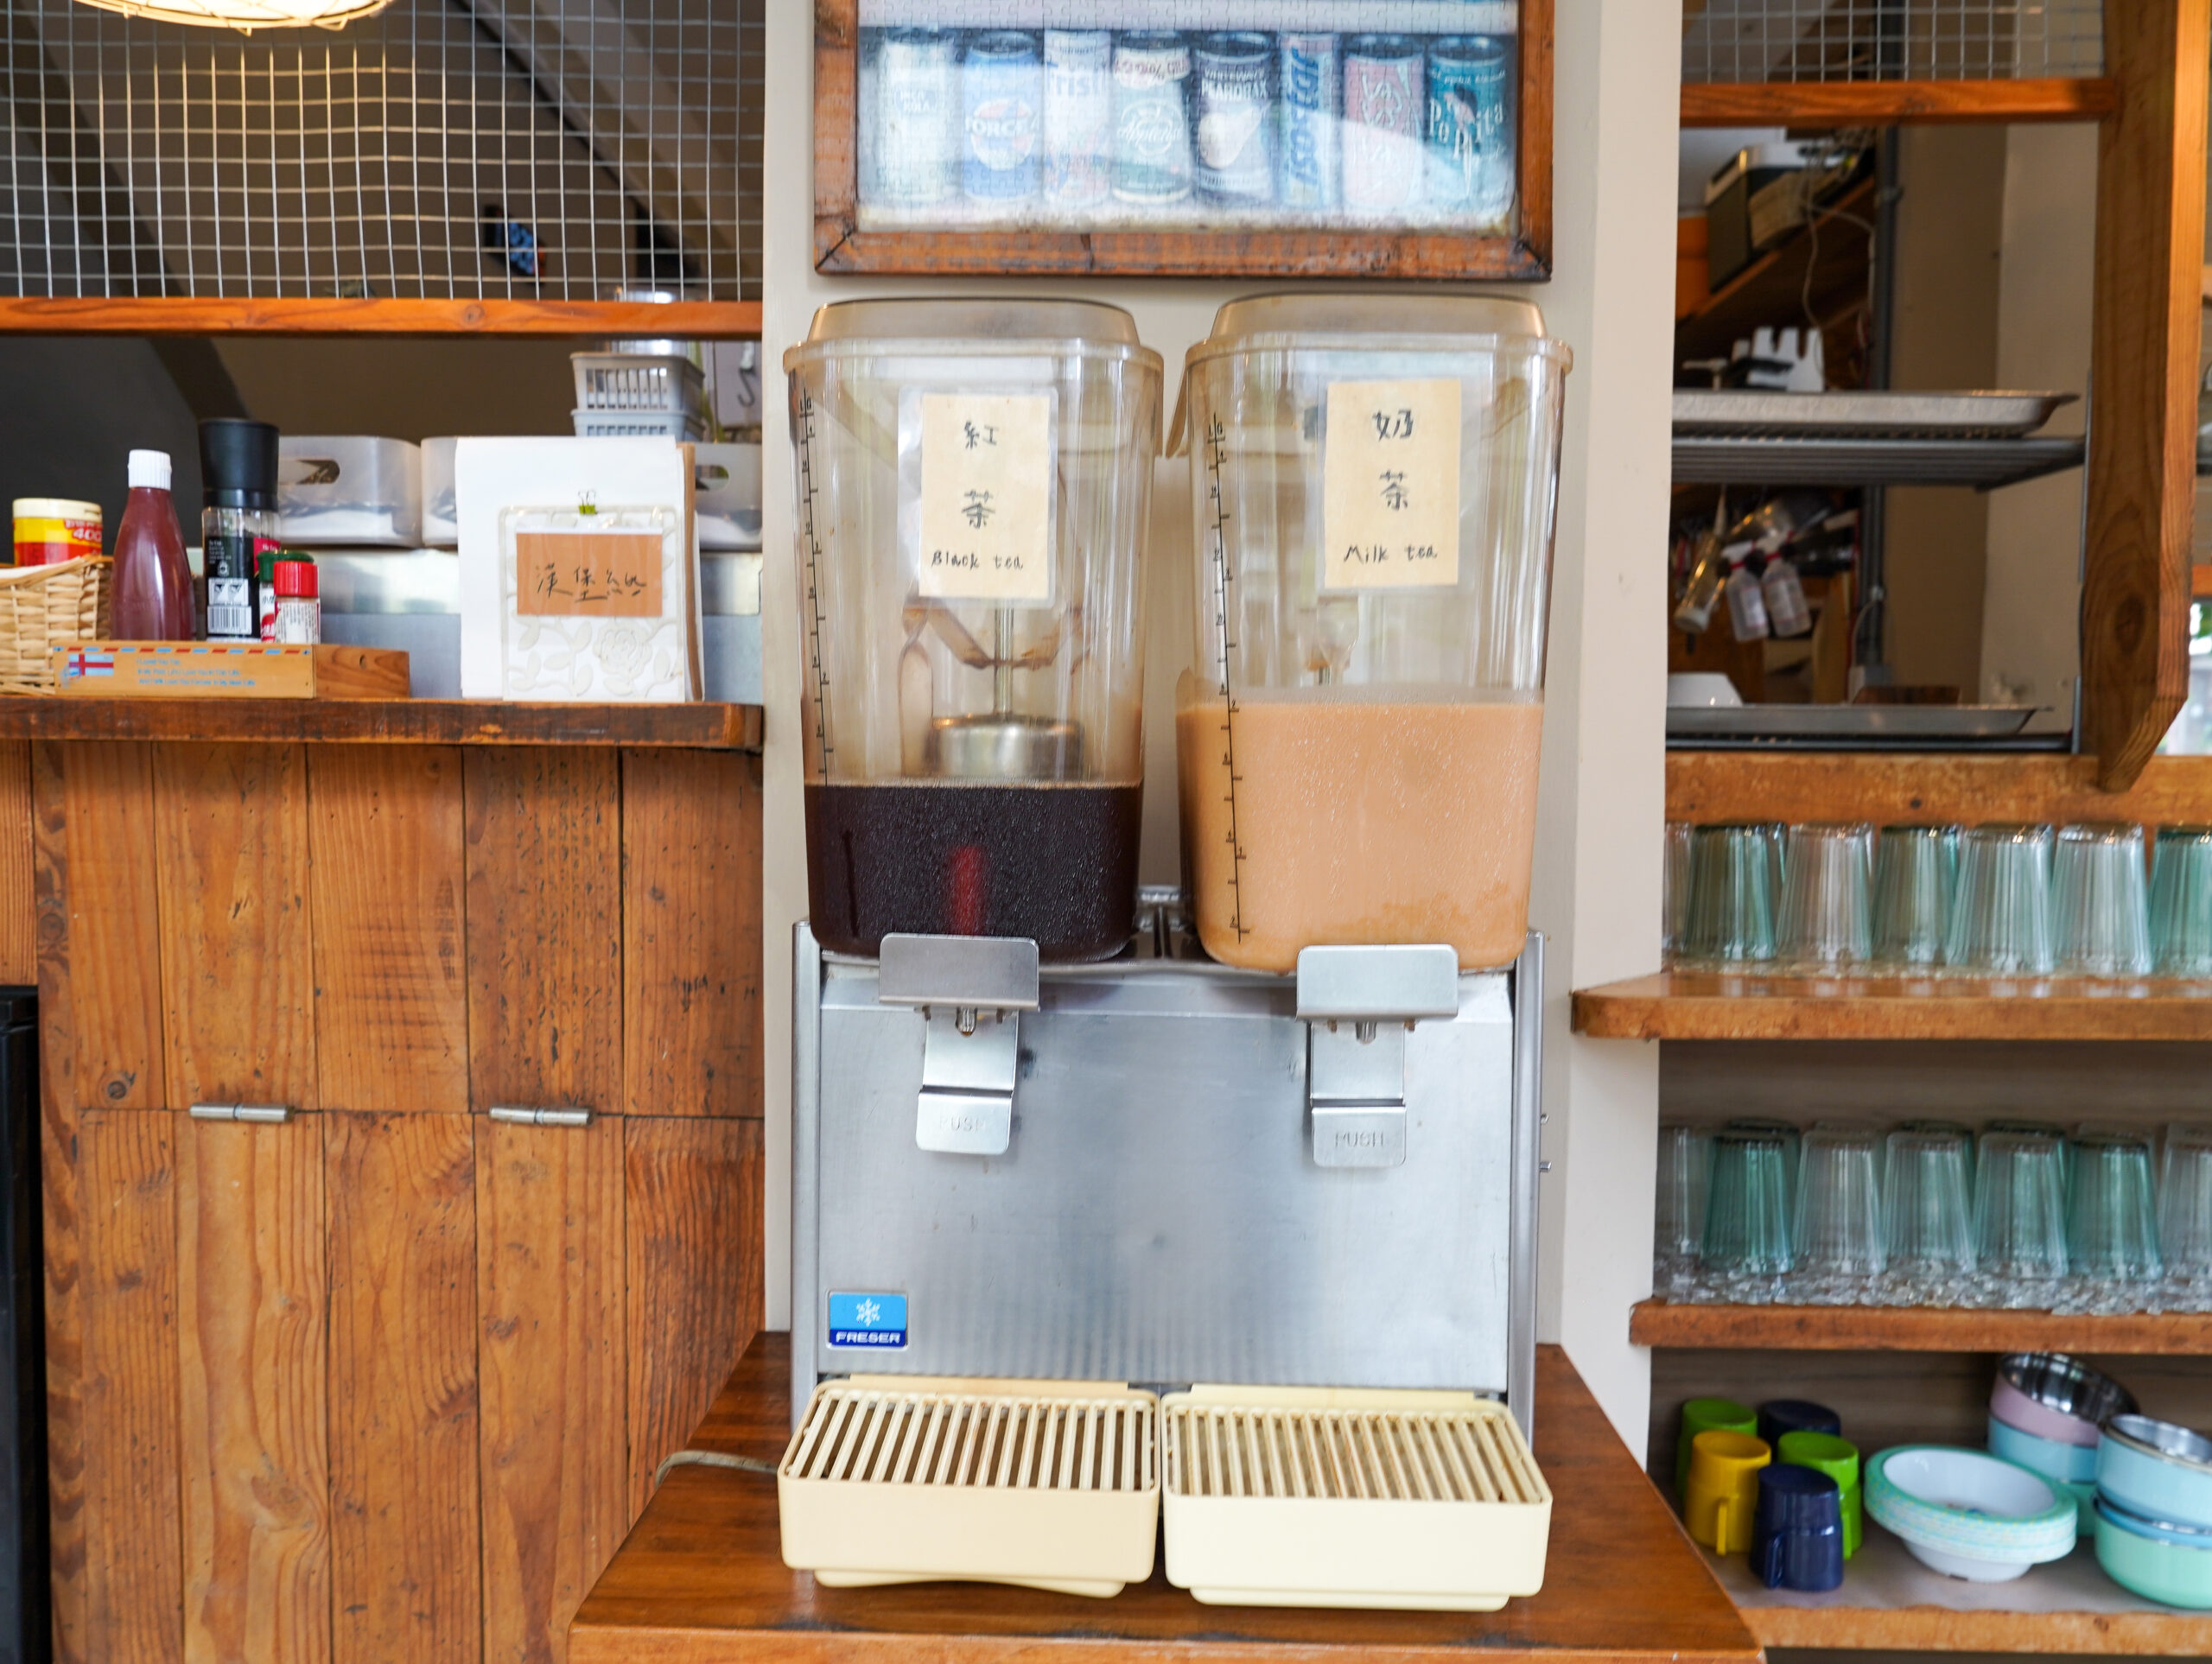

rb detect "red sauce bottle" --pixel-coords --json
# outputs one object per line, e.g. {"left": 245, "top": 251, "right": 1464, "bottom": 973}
{"left": 111, "top": 449, "right": 194, "bottom": 640}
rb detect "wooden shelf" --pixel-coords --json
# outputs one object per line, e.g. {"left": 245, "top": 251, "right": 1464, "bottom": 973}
{"left": 1633, "top": 1300, "right": 2212, "bottom": 1355}
{"left": 0, "top": 698, "right": 761, "bottom": 749}
{"left": 1667, "top": 752, "right": 2212, "bottom": 828}
{"left": 0, "top": 297, "right": 762, "bottom": 338}
{"left": 1676, "top": 178, "right": 1876, "bottom": 369}
{"left": 1704, "top": 1530, "right": 2212, "bottom": 1654}
{"left": 1682, "top": 77, "right": 2120, "bottom": 130}
{"left": 1574, "top": 972, "right": 2212, "bottom": 1042}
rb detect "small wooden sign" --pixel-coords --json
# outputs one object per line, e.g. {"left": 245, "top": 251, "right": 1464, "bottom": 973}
{"left": 52, "top": 642, "right": 411, "bottom": 700}
{"left": 514, "top": 530, "right": 665, "bottom": 618}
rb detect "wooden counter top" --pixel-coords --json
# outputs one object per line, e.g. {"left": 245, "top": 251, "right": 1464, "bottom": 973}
{"left": 569, "top": 1334, "right": 1762, "bottom": 1664}
{"left": 0, "top": 696, "right": 761, "bottom": 748}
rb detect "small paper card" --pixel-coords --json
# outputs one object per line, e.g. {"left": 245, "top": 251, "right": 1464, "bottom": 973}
{"left": 916, "top": 392, "right": 1052, "bottom": 604}
{"left": 515, "top": 531, "right": 664, "bottom": 618}
{"left": 1321, "top": 378, "right": 1462, "bottom": 590}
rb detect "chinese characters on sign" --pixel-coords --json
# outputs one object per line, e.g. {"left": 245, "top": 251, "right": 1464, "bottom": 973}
{"left": 918, "top": 391, "right": 1052, "bottom": 603}
{"left": 1321, "top": 378, "right": 1462, "bottom": 591}
{"left": 514, "top": 530, "right": 665, "bottom": 617}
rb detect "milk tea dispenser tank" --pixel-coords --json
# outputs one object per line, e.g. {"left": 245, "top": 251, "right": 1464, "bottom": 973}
{"left": 1173, "top": 294, "right": 1570, "bottom": 973}
{"left": 786, "top": 299, "right": 1162, "bottom": 959}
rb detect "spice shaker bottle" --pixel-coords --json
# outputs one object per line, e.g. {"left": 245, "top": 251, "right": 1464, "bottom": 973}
{"left": 272, "top": 557, "right": 320, "bottom": 645}
{"left": 111, "top": 450, "right": 194, "bottom": 640}
{"left": 197, "top": 418, "right": 280, "bottom": 643}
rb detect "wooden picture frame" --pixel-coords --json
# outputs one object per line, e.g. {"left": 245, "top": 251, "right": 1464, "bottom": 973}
{"left": 813, "top": 0, "right": 1553, "bottom": 279}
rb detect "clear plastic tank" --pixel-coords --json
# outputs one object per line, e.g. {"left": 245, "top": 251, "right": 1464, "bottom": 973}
{"left": 1172, "top": 293, "right": 1570, "bottom": 971}
{"left": 785, "top": 298, "right": 1162, "bottom": 960}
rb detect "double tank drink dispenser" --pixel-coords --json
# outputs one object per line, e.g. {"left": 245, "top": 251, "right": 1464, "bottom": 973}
{"left": 781, "top": 296, "right": 1572, "bottom": 1610}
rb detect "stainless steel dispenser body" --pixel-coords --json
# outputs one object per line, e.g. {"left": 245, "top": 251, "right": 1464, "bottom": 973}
{"left": 791, "top": 920, "right": 1543, "bottom": 1435}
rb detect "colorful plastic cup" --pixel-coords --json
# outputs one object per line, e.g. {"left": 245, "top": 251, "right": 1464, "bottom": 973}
{"left": 1777, "top": 1428, "right": 1863, "bottom": 1559}
{"left": 1752, "top": 1463, "right": 1845, "bottom": 1591}
{"left": 1678, "top": 1395, "right": 1758, "bottom": 1495}
{"left": 1687, "top": 1430, "right": 1771, "bottom": 1555}
{"left": 1758, "top": 1398, "right": 1842, "bottom": 1448}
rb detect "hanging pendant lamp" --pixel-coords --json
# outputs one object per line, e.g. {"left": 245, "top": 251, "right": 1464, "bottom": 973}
{"left": 71, "top": 0, "right": 393, "bottom": 29}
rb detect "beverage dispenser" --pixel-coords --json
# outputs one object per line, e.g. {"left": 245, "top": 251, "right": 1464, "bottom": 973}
{"left": 1172, "top": 294, "right": 1570, "bottom": 972}
{"left": 785, "top": 299, "right": 1161, "bottom": 960}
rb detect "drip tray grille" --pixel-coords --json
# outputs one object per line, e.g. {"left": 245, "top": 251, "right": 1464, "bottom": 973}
{"left": 1162, "top": 1389, "right": 1553, "bottom": 1611}
{"left": 778, "top": 1377, "right": 1160, "bottom": 1597}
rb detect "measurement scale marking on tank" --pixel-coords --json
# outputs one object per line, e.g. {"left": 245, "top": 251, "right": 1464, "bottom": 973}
{"left": 798, "top": 391, "right": 836, "bottom": 784}
{"left": 1201, "top": 413, "right": 1250, "bottom": 943}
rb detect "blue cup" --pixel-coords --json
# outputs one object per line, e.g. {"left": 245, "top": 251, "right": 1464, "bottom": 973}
{"left": 1758, "top": 1398, "right": 1843, "bottom": 1448}
{"left": 1752, "top": 1464, "right": 1845, "bottom": 1591}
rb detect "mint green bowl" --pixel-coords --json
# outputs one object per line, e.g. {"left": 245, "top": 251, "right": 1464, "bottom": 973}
{"left": 2096, "top": 1502, "right": 2212, "bottom": 1608}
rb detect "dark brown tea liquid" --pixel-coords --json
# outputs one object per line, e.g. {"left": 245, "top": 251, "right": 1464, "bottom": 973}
{"left": 804, "top": 779, "right": 1144, "bottom": 961}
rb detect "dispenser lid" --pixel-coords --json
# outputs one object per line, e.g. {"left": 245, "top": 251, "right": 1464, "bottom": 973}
{"left": 1202, "top": 291, "right": 1548, "bottom": 343}
{"left": 797, "top": 296, "right": 1144, "bottom": 348}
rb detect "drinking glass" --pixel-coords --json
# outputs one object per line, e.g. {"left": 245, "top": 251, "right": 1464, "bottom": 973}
{"left": 1663, "top": 821, "right": 1693, "bottom": 965}
{"left": 1701, "top": 1131, "right": 1794, "bottom": 1299}
{"left": 1878, "top": 1128, "right": 1976, "bottom": 1305}
{"left": 1971, "top": 1132, "right": 2070, "bottom": 1307}
{"left": 1726, "top": 1118, "right": 1803, "bottom": 1218}
{"left": 2159, "top": 1122, "right": 2212, "bottom": 1308}
{"left": 1944, "top": 823, "right": 2054, "bottom": 976}
{"left": 1891, "top": 1119, "right": 1977, "bottom": 1195}
{"left": 2150, "top": 827, "right": 2212, "bottom": 978}
{"left": 1777, "top": 823, "right": 1874, "bottom": 971}
{"left": 1789, "top": 1125, "right": 1885, "bottom": 1304}
{"left": 1685, "top": 823, "right": 1777, "bottom": 966}
{"left": 2067, "top": 1130, "right": 2163, "bottom": 1309}
{"left": 1987, "top": 1118, "right": 2073, "bottom": 1194}
{"left": 1656, "top": 1121, "right": 1713, "bottom": 1297}
{"left": 2050, "top": 823, "right": 2152, "bottom": 978}
{"left": 1871, "top": 824, "right": 1955, "bottom": 969}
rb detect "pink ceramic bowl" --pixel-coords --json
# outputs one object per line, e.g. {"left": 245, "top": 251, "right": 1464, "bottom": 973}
{"left": 1992, "top": 1375, "right": 2101, "bottom": 1449}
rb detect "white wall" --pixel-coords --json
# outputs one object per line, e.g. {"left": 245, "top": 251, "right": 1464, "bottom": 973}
{"left": 759, "top": 0, "right": 1678, "bottom": 1448}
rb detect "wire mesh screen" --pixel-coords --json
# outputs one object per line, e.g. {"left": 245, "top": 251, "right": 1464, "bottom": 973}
{"left": 1682, "top": 0, "right": 2103, "bottom": 82}
{"left": 0, "top": 0, "right": 760, "bottom": 300}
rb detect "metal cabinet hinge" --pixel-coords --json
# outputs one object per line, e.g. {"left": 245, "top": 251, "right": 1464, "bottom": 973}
{"left": 488, "top": 1106, "right": 593, "bottom": 1127}
{"left": 188, "top": 1103, "right": 291, "bottom": 1123}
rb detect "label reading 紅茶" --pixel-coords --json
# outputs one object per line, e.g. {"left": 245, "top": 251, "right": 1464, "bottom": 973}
{"left": 918, "top": 392, "right": 1052, "bottom": 604}
{"left": 1320, "top": 378, "right": 1462, "bottom": 590}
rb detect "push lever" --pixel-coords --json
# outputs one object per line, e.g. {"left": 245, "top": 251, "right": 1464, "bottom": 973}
{"left": 1296, "top": 944, "right": 1460, "bottom": 1169}
{"left": 877, "top": 933, "right": 1040, "bottom": 1156}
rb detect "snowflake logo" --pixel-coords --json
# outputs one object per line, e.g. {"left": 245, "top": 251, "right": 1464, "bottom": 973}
{"left": 855, "top": 1298, "right": 881, "bottom": 1328}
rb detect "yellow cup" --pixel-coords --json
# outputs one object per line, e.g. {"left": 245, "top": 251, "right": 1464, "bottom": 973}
{"left": 1685, "top": 1430, "right": 1770, "bottom": 1554}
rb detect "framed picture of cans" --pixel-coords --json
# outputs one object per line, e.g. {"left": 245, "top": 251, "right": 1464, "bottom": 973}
{"left": 816, "top": 0, "right": 1552, "bottom": 277}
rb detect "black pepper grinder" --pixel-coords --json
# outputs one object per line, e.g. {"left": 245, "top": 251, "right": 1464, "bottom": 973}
{"left": 197, "top": 418, "right": 280, "bottom": 643}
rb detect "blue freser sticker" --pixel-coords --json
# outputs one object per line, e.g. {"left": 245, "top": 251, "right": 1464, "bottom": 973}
{"left": 828, "top": 1291, "right": 907, "bottom": 1349}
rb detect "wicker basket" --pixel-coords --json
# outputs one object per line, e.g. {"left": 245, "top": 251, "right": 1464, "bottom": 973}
{"left": 0, "top": 558, "right": 112, "bottom": 695}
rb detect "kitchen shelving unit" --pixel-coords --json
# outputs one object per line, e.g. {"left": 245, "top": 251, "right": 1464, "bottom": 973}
{"left": 1631, "top": 1303, "right": 2212, "bottom": 1355}
{"left": 1671, "top": 435, "right": 2084, "bottom": 488}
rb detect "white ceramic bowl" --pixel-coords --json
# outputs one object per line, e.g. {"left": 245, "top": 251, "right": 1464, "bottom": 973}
{"left": 1866, "top": 1445, "right": 2078, "bottom": 1582}
{"left": 1667, "top": 672, "right": 1744, "bottom": 709}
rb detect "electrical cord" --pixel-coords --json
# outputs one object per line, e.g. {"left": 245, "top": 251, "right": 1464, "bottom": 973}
{"left": 654, "top": 1448, "right": 779, "bottom": 1488}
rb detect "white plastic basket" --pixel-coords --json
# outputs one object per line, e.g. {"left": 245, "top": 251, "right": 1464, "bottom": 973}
{"left": 571, "top": 351, "right": 705, "bottom": 414}
{"left": 1161, "top": 1386, "right": 1553, "bottom": 1611}
{"left": 570, "top": 408, "right": 706, "bottom": 441}
{"left": 779, "top": 1375, "right": 1160, "bottom": 1597}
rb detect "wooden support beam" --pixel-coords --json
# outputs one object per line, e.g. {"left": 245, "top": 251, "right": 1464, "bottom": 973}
{"left": 0, "top": 297, "right": 760, "bottom": 339}
{"left": 1681, "top": 77, "right": 2118, "bottom": 129}
{"left": 2082, "top": 0, "right": 2210, "bottom": 787}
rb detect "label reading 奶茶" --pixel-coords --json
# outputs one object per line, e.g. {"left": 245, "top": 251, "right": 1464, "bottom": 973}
{"left": 918, "top": 392, "right": 1052, "bottom": 605}
{"left": 1320, "top": 378, "right": 1462, "bottom": 591}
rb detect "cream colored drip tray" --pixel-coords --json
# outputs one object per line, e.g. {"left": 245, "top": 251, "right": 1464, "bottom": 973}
{"left": 778, "top": 1375, "right": 1160, "bottom": 1597}
{"left": 1161, "top": 1384, "right": 1554, "bottom": 1611}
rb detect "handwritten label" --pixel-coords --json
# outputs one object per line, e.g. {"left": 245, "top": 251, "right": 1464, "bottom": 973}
{"left": 1320, "top": 378, "right": 1461, "bottom": 590}
{"left": 515, "top": 530, "right": 664, "bottom": 617}
{"left": 918, "top": 392, "right": 1052, "bottom": 603}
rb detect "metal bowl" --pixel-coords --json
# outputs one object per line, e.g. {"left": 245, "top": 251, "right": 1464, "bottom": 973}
{"left": 1999, "top": 1353, "right": 2139, "bottom": 1428}
{"left": 2108, "top": 1415, "right": 2212, "bottom": 1474}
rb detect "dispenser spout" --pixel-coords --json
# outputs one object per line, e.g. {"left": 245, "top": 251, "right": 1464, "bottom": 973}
{"left": 1296, "top": 945, "right": 1461, "bottom": 1169}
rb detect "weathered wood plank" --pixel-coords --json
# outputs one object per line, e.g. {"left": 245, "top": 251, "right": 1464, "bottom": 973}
{"left": 0, "top": 296, "right": 761, "bottom": 338}
{"left": 52, "top": 743, "right": 164, "bottom": 1109}
{"left": 155, "top": 744, "right": 315, "bottom": 1111}
{"left": 73, "top": 1109, "right": 182, "bottom": 1664}
{"left": 310, "top": 746, "right": 469, "bottom": 1114}
{"left": 477, "top": 1114, "right": 626, "bottom": 1664}
{"left": 621, "top": 752, "right": 762, "bottom": 1118}
{"left": 178, "top": 1116, "right": 331, "bottom": 1664}
{"left": 327, "top": 1112, "right": 480, "bottom": 1664}
{"left": 624, "top": 1118, "right": 763, "bottom": 1516}
{"left": 0, "top": 699, "right": 760, "bottom": 750}
{"left": 0, "top": 740, "right": 35, "bottom": 986}
{"left": 465, "top": 750, "right": 620, "bottom": 1118}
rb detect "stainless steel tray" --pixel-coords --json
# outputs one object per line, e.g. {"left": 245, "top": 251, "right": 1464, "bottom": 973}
{"left": 1667, "top": 704, "right": 2044, "bottom": 740}
{"left": 1672, "top": 390, "right": 2075, "bottom": 439}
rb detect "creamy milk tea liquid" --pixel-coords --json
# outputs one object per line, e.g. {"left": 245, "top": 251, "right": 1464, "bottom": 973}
{"left": 1176, "top": 685, "right": 1543, "bottom": 973}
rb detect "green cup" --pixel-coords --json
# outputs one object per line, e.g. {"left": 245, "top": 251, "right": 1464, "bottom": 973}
{"left": 1677, "top": 1396, "right": 1758, "bottom": 1496}
{"left": 1777, "top": 1429, "right": 1862, "bottom": 1558}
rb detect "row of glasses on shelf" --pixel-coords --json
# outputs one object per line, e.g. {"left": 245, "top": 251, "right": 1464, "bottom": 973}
{"left": 1656, "top": 1116, "right": 2212, "bottom": 1311}
{"left": 1662, "top": 820, "right": 2212, "bottom": 977}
